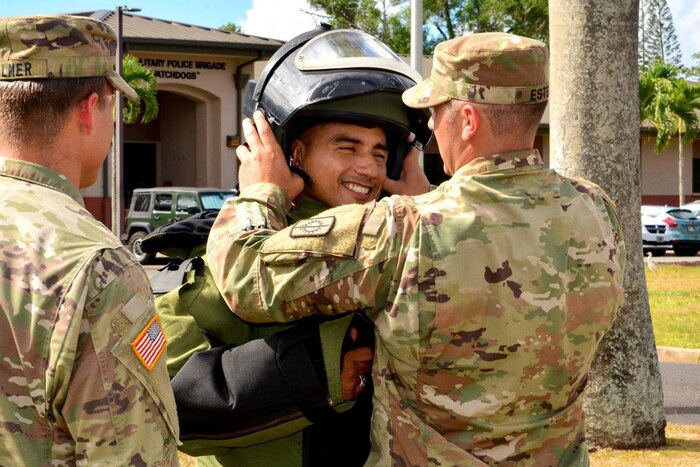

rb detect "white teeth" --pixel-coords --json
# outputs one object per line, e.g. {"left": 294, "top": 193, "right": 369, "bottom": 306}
{"left": 345, "top": 182, "right": 370, "bottom": 194}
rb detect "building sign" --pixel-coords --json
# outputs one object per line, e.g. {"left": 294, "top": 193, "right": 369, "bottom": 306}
{"left": 139, "top": 58, "right": 227, "bottom": 80}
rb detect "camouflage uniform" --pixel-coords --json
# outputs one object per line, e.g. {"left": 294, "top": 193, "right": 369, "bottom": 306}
{"left": 0, "top": 16, "right": 176, "bottom": 465}
{"left": 0, "top": 159, "right": 179, "bottom": 464}
{"left": 207, "top": 33, "right": 626, "bottom": 466}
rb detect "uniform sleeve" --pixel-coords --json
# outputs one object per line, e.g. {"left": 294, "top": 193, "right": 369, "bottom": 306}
{"left": 155, "top": 253, "right": 371, "bottom": 454}
{"left": 48, "top": 248, "right": 179, "bottom": 464}
{"left": 207, "top": 183, "right": 406, "bottom": 324}
{"left": 173, "top": 313, "right": 371, "bottom": 455}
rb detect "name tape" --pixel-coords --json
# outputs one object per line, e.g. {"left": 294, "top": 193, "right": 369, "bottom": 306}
{"left": 0, "top": 60, "right": 48, "bottom": 79}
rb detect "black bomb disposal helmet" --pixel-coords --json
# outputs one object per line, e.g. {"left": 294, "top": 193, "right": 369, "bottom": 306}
{"left": 243, "top": 24, "right": 432, "bottom": 180}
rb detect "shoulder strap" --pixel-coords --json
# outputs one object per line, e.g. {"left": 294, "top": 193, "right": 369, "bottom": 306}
{"left": 151, "top": 258, "right": 202, "bottom": 295}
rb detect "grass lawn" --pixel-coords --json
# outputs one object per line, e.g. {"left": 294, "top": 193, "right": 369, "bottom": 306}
{"left": 590, "top": 424, "right": 700, "bottom": 466}
{"left": 645, "top": 264, "right": 700, "bottom": 349}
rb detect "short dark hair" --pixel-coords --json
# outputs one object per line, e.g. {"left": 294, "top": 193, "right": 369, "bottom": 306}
{"left": 0, "top": 77, "right": 109, "bottom": 147}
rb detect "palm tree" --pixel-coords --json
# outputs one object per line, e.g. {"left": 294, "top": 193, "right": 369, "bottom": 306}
{"left": 121, "top": 54, "right": 159, "bottom": 124}
{"left": 640, "top": 61, "right": 700, "bottom": 206}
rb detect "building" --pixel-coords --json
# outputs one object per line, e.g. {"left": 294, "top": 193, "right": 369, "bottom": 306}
{"left": 75, "top": 10, "right": 283, "bottom": 227}
{"left": 71, "top": 11, "right": 699, "bottom": 227}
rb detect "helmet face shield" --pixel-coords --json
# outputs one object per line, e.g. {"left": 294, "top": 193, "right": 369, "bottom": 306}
{"left": 245, "top": 26, "right": 432, "bottom": 180}
{"left": 294, "top": 30, "right": 423, "bottom": 83}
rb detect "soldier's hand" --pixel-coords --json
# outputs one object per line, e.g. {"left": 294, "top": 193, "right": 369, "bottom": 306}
{"left": 340, "top": 327, "right": 373, "bottom": 401}
{"left": 236, "top": 110, "right": 304, "bottom": 200}
{"left": 382, "top": 144, "right": 430, "bottom": 196}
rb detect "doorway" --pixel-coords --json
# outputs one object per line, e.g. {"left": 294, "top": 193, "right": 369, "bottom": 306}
{"left": 124, "top": 142, "right": 157, "bottom": 206}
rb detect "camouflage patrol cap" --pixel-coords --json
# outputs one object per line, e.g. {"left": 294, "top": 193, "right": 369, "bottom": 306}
{"left": 0, "top": 15, "right": 137, "bottom": 99}
{"left": 402, "top": 32, "right": 548, "bottom": 108}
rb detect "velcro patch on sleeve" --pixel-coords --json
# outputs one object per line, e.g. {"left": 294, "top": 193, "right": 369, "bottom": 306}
{"left": 290, "top": 216, "right": 335, "bottom": 238}
{"left": 361, "top": 210, "right": 385, "bottom": 237}
{"left": 121, "top": 294, "right": 148, "bottom": 323}
{"left": 131, "top": 315, "right": 167, "bottom": 371}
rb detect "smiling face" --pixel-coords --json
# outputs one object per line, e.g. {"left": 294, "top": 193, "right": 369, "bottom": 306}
{"left": 291, "top": 122, "right": 388, "bottom": 207}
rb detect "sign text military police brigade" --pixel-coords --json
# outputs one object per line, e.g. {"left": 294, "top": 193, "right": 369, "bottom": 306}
{"left": 138, "top": 58, "right": 226, "bottom": 80}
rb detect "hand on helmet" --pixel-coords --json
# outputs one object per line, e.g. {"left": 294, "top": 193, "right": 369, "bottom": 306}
{"left": 236, "top": 110, "right": 305, "bottom": 200}
{"left": 382, "top": 141, "right": 430, "bottom": 196}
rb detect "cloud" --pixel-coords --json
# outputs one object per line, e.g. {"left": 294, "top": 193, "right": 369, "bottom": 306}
{"left": 668, "top": 0, "right": 700, "bottom": 65}
{"left": 241, "top": 0, "right": 321, "bottom": 41}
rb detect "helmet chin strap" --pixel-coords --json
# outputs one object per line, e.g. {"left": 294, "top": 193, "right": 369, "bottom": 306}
{"left": 290, "top": 166, "right": 313, "bottom": 186}
{"left": 289, "top": 143, "right": 313, "bottom": 186}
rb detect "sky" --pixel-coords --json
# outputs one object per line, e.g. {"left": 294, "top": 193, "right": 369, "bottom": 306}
{"left": 2, "top": 0, "right": 699, "bottom": 67}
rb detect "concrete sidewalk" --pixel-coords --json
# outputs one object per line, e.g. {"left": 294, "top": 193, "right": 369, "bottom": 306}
{"left": 657, "top": 346, "right": 700, "bottom": 365}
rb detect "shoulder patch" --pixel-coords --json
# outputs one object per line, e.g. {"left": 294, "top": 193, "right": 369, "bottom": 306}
{"left": 290, "top": 216, "right": 335, "bottom": 238}
{"left": 131, "top": 315, "right": 167, "bottom": 371}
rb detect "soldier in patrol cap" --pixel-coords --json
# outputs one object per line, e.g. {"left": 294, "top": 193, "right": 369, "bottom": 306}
{"left": 0, "top": 15, "right": 179, "bottom": 464}
{"left": 206, "top": 31, "right": 626, "bottom": 465}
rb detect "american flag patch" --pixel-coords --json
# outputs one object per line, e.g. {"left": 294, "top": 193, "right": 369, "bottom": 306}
{"left": 131, "top": 315, "right": 167, "bottom": 371}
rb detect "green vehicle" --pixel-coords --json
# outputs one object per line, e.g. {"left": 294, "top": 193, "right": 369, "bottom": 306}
{"left": 124, "top": 187, "right": 236, "bottom": 264}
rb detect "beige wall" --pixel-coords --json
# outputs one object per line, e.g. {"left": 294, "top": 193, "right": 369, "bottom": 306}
{"left": 640, "top": 137, "right": 695, "bottom": 196}
{"left": 160, "top": 93, "right": 197, "bottom": 185}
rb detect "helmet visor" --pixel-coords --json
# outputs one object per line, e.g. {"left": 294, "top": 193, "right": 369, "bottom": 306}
{"left": 295, "top": 29, "right": 422, "bottom": 83}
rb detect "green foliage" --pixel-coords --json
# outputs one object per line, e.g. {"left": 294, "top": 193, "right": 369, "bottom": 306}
{"left": 472, "top": 0, "right": 548, "bottom": 43}
{"left": 640, "top": 61, "right": 700, "bottom": 152}
{"left": 219, "top": 23, "right": 242, "bottom": 33}
{"left": 684, "top": 52, "right": 700, "bottom": 82}
{"left": 308, "top": 0, "right": 410, "bottom": 52}
{"left": 122, "top": 54, "right": 159, "bottom": 125}
{"left": 639, "top": 0, "right": 683, "bottom": 71}
{"left": 308, "top": 0, "right": 548, "bottom": 55}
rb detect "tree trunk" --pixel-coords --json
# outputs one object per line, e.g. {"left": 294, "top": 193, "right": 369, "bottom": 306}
{"left": 678, "top": 130, "right": 685, "bottom": 206}
{"left": 549, "top": 0, "right": 667, "bottom": 448}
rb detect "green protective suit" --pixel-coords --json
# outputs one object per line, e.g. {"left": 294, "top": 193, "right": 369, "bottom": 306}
{"left": 152, "top": 197, "right": 373, "bottom": 467}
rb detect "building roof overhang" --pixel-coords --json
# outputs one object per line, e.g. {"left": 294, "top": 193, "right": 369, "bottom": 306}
{"left": 69, "top": 9, "right": 283, "bottom": 59}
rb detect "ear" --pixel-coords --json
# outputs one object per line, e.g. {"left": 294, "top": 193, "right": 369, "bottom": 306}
{"left": 77, "top": 92, "right": 101, "bottom": 134}
{"left": 290, "top": 140, "right": 303, "bottom": 168}
{"left": 460, "top": 103, "right": 480, "bottom": 142}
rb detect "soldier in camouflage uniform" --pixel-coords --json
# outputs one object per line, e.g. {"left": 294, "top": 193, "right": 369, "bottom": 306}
{"left": 206, "top": 32, "right": 626, "bottom": 466}
{"left": 0, "top": 15, "right": 179, "bottom": 465}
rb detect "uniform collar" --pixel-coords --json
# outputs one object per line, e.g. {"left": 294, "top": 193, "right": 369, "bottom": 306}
{"left": 455, "top": 149, "right": 544, "bottom": 177}
{"left": 0, "top": 157, "right": 84, "bottom": 206}
{"left": 288, "top": 196, "right": 330, "bottom": 223}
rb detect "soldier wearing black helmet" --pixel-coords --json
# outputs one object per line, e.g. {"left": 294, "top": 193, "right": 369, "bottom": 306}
{"left": 147, "top": 25, "right": 432, "bottom": 467}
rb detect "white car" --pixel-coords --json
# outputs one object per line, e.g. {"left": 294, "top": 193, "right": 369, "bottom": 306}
{"left": 641, "top": 213, "right": 673, "bottom": 256}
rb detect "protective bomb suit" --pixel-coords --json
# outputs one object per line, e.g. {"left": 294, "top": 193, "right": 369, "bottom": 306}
{"left": 146, "top": 24, "right": 431, "bottom": 467}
